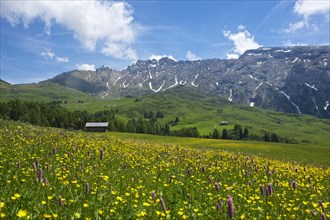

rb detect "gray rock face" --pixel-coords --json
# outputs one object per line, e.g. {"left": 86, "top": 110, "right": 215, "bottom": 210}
{"left": 47, "top": 46, "right": 330, "bottom": 118}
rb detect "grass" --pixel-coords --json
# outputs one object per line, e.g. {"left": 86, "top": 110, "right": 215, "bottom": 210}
{"left": 1, "top": 83, "right": 329, "bottom": 148}
{"left": 110, "top": 132, "right": 330, "bottom": 167}
{"left": 0, "top": 120, "right": 329, "bottom": 219}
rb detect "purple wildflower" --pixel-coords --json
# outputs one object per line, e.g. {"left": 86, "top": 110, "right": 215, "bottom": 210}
{"left": 227, "top": 195, "right": 234, "bottom": 219}
{"left": 214, "top": 182, "right": 220, "bottom": 191}
{"left": 160, "top": 197, "right": 167, "bottom": 213}
{"left": 268, "top": 183, "right": 273, "bottom": 195}
{"left": 53, "top": 147, "right": 56, "bottom": 154}
{"left": 33, "top": 163, "right": 37, "bottom": 173}
{"left": 319, "top": 201, "right": 325, "bottom": 213}
{"left": 35, "top": 159, "right": 39, "bottom": 167}
{"left": 17, "top": 160, "right": 20, "bottom": 169}
{"left": 38, "top": 169, "right": 43, "bottom": 183}
{"left": 169, "top": 175, "right": 173, "bottom": 183}
{"left": 202, "top": 165, "right": 206, "bottom": 173}
{"left": 265, "top": 188, "right": 269, "bottom": 197}
{"left": 100, "top": 149, "right": 104, "bottom": 160}
{"left": 59, "top": 196, "right": 63, "bottom": 207}
{"left": 292, "top": 181, "right": 297, "bottom": 191}
{"left": 310, "top": 210, "right": 316, "bottom": 217}
{"left": 151, "top": 192, "right": 156, "bottom": 200}
{"left": 321, "top": 213, "right": 327, "bottom": 220}
{"left": 187, "top": 168, "right": 191, "bottom": 175}
{"left": 260, "top": 185, "right": 264, "bottom": 196}
{"left": 85, "top": 182, "right": 89, "bottom": 194}
{"left": 216, "top": 202, "right": 221, "bottom": 211}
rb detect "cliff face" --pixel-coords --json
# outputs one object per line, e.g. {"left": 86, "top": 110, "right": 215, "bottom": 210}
{"left": 47, "top": 46, "right": 330, "bottom": 118}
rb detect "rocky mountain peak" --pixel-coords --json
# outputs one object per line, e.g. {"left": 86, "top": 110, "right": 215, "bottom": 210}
{"left": 47, "top": 45, "right": 330, "bottom": 118}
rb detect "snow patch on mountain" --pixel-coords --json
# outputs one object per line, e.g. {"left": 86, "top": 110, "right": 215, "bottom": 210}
{"left": 324, "top": 101, "right": 329, "bottom": 110}
{"left": 228, "top": 89, "right": 233, "bottom": 102}
{"left": 304, "top": 83, "right": 318, "bottom": 91}
{"left": 101, "top": 82, "right": 111, "bottom": 99}
{"left": 249, "top": 74, "right": 258, "bottom": 81}
{"left": 138, "top": 77, "right": 149, "bottom": 87}
{"left": 280, "top": 91, "right": 301, "bottom": 114}
{"left": 122, "top": 79, "right": 132, "bottom": 88}
{"left": 149, "top": 81, "right": 165, "bottom": 92}
{"left": 191, "top": 74, "right": 199, "bottom": 87}
{"left": 179, "top": 80, "right": 186, "bottom": 85}
{"left": 292, "top": 57, "right": 299, "bottom": 63}
{"left": 274, "top": 49, "right": 291, "bottom": 53}
{"left": 114, "top": 73, "right": 128, "bottom": 86}
{"left": 254, "top": 82, "right": 263, "bottom": 91}
{"left": 164, "top": 75, "right": 179, "bottom": 91}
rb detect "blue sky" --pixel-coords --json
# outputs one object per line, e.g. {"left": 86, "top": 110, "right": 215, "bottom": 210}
{"left": 1, "top": 0, "right": 329, "bottom": 84}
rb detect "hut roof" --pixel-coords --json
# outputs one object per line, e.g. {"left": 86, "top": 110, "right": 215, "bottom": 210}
{"left": 85, "top": 122, "right": 109, "bottom": 127}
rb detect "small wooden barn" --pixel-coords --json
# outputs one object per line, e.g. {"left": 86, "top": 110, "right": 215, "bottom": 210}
{"left": 220, "top": 121, "right": 228, "bottom": 125}
{"left": 85, "top": 122, "right": 109, "bottom": 132}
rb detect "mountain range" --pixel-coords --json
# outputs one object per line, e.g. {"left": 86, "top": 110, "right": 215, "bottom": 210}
{"left": 2, "top": 45, "right": 330, "bottom": 118}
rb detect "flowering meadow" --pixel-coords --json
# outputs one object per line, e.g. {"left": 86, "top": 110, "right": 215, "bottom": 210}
{"left": 0, "top": 122, "right": 329, "bottom": 219}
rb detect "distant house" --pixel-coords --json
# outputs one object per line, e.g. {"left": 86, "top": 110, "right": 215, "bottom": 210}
{"left": 85, "top": 122, "right": 109, "bottom": 132}
{"left": 220, "top": 121, "right": 228, "bottom": 125}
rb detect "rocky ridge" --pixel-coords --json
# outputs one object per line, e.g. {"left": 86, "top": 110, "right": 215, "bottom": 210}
{"left": 47, "top": 45, "right": 330, "bottom": 118}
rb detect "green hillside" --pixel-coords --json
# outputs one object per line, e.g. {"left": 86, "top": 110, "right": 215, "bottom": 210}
{"left": 0, "top": 81, "right": 94, "bottom": 103}
{"left": 1, "top": 83, "right": 329, "bottom": 148}
{"left": 63, "top": 86, "right": 330, "bottom": 148}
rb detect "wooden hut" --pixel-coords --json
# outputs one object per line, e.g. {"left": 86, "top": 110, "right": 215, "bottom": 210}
{"left": 85, "top": 122, "right": 109, "bottom": 132}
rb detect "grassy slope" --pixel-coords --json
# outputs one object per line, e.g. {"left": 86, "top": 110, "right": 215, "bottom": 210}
{"left": 1, "top": 83, "right": 329, "bottom": 148}
{"left": 0, "top": 119, "right": 328, "bottom": 166}
{"left": 63, "top": 87, "right": 330, "bottom": 148}
{"left": 0, "top": 81, "right": 94, "bottom": 103}
{"left": 109, "top": 132, "right": 330, "bottom": 166}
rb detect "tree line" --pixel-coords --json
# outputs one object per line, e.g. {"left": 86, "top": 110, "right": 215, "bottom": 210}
{"left": 0, "top": 100, "right": 297, "bottom": 143}
{"left": 0, "top": 100, "right": 199, "bottom": 138}
{"left": 208, "top": 124, "right": 297, "bottom": 143}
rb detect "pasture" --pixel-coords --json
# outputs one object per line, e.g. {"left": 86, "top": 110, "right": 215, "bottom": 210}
{"left": 0, "top": 121, "right": 329, "bottom": 219}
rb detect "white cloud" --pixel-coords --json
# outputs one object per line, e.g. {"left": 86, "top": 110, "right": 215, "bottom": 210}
{"left": 186, "top": 51, "right": 201, "bottom": 61}
{"left": 40, "top": 49, "right": 69, "bottom": 63}
{"left": 226, "top": 54, "right": 239, "bottom": 59}
{"left": 56, "top": 56, "right": 69, "bottom": 63}
{"left": 223, "top": 26, "right": 262, "bottom": 59}
{"left": 149, "top": 54, "right": 176, "bottom": 61}
{"left": 41, "top": 50, "right": 55, "bottom": 59}
{"left": 282, "top": 20, "right": 307, "bottom": 33}
{"left": 0, "top": 1, "right": 137, "bottom": 60}
{"left": 281, "top": 0, "right": 329, "bottom": 33}
{"left": 76, "top": 64, "right": 96, "bottom": 71}
{"left": 237, "top": 25, "right": 246, "bottom": 31}
{"left": 101, "top": 42, "right": 137, "bottom": 60}
{"left": 284, "top": 40, "right": 307, "bottom": 47}
{"left": 294, "top": 0, "right": 330, "bottom": 18}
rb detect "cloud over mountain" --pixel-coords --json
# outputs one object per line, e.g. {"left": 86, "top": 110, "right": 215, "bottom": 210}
{"left": 76, "top": 64, "right": 96, "bottom": 71}
{"left": 223, "top": 26, "right": 262, "bottom": 59}
{"left": 186, "top": 51, "right": 201, "bottom": 61}
{"left": 1, "top": 1, "right": 137, "bottom": 60}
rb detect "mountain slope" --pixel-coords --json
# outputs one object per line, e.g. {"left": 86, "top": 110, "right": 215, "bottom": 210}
{"left": 46, "top": 45, "right": 330, "bottom": 118}
{"left": 60, "top": 86, "right": 329, "bottom": 148}
{"left": 0, "top": 81, "right": 93, "bottom": 102}
{"left": 1, "top": 82, "right": 329, "bottom": 147}
{"left": 121, "top": 87, "right": 330, "bottom": 147}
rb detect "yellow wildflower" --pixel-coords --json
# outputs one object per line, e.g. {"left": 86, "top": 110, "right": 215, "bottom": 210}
{"left": 16, "top": 209, "right": 28, "bottom": 218}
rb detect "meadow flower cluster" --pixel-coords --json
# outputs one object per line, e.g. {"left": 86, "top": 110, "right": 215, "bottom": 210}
{"left": 0, "top": 122, "right": 329, "bottom": 219}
